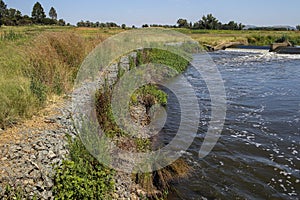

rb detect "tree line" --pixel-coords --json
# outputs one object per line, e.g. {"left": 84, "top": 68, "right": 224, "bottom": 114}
{"left": 1, "top": 2, "right": 299, "bottom": 31}
{"left": 176, "top": 14, "right": 244, "bottom": 30}
{"left": 0, "top": 0, "right": 66, "bottom": 26}
{"left": 76, "top": 20, "right": 120, "bottom": 28}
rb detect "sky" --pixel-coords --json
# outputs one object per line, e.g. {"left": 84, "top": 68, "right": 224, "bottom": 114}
{"left": 4, "top": 0, "right": 300, "bottom": 27}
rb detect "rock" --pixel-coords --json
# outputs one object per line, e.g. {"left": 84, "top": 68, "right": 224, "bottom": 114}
{"left": 22, "top": 146, "right": 32, "bottom": 153}
{"left": 30, "top": 154, "right": 37, "bottom": 160}
{"left": 44, "top": 117, "right": 56, "bottom": 123}
{"left": 51, "top": 158, "right": 61, "bottom": 165}
{"left": 58, "top": 150, "right": 67, "bottom": 155}
{"left": 119, "top": 56, "right": 130, "bottom": 71}
{"left": 1, "top": 157, "right": 7, "bottom": 161}
{"left": 130, "top": 193, "right": 139, "bottom": 200}
{"left": 23, "top": 179, "right": 34, "bottom": 185}
{"left": 112, "top": 193, "right": 119, "bottom": 199}
{"left": 13, "top": 145, "right": 22, "bottom": 152}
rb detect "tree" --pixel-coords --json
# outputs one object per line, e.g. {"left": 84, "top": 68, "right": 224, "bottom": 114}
{"left": 222, "top": 21, "right": 239, "bottom": 30}
{"left": 58, "top": 19, "right": 65, "bottom": 26}
{"left": 238, "top": 23, "right": 245, "bottom": 30}
{"left": 177, "top": 18, "right": 189, "bottom": 28}
{"left": 121, "top": 24, "right": 126, "bottom": 29}
{"left": 296, "top": 25, "right": 300, "bottom": 31}
{"left": 0, "top": 0, "right": 7, "bottom": 26}
{"left": 31, "top": 2, "right": 46, "bottom": 23}
{"left": 3, "top": 8, "right": 22, "bottom": 25}
{"left": 18, "top": 15, "right": 32, "bottom": 25}
{"left": 199, "top": 14, "right": 220, "bottom": 30}
{"left": 49, "top": 7, "right": 57, "bottom": 20}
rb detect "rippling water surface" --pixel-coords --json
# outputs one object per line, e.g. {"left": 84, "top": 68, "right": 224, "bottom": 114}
{"left": 163, "top": 49, "right": 300, "bottom": 200}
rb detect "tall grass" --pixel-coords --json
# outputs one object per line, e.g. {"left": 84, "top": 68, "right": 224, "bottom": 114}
{"left": 0, "top": 29, "right": 25, "bottom": 41}
{"left": 0, "top": 43, "right": 37, "bottom": 128}
{"left": 26, "top": 32, "right": 86, "bottom": 96}
{"left": 0, "top": 27, "right": 109, "bottom": 128}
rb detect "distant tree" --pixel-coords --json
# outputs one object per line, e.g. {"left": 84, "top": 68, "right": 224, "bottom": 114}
{"left": 3, "top": 8, "right": 22, "bottom": 25}
{"left": 238, "top": 23, "right": 245, "bottom": 30}
{"left": 121, "top": 24, "right": 126, "bottom": 29}
{"left": 77, "top": 20, "right": 84, "bottom": 27}
{"left": 100, "top": 22, "right": 106, "bottom": 28}
{"left": 132, "top": 25, "right": 136, "bottom": 29}
{"left": 31, "top": 2, "right": 46, "bottom": 23}
{"left": 199, "top": 14, "right": 220, "bottom": 30}
{"left": 0, "top": 0, "right": 7, "bottom": 26}
{"left": 222, "top": 21, "right": 239, "bottom": 30}
{"left": 142, "top": 24, "right": 149, "bottom": 28}
{"left": 177, "top": 18, "right": 189, "bottom": 28}
{"left": 41, "top": 17, "right": 56, "bottom": 25}
{"left": 49, "top": 7, "right": 57, "bottom": 20}
{"left": 18, "top": 15, "right": 32, "bottom": 25}
{"left": 106, "top": 22, "right": 118, "bottom": 28}
{"left": 58, "top": 19, "right": 65, "bottom": 26}
{"left": 192, "top": 21, "right": 200, "bottom": 29}
{"left": 296, "top": 25, "right": 300, "bottom": 31}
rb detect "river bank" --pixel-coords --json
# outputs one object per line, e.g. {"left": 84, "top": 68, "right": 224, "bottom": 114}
{"left": 1, "top": 26, "right": 299, "bottom": 199}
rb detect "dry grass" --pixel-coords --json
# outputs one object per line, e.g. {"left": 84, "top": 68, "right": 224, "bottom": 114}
{"left": 134, "top": 158, "right": 192, "bottom": 199}
{"left": 0, "top": 26, "right": 112, "bottom": 128}
{"left": 26, "top": 32, "right": 86, "bottom": 95}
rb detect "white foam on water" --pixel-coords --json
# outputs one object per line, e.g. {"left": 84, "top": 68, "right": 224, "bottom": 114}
{"left": 225, "top": 48, "right": 269, "bottom": 54}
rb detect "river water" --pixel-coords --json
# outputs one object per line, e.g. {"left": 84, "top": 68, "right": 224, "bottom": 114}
{"left": 162, "top": 49, "right": 300, "bottom": 200}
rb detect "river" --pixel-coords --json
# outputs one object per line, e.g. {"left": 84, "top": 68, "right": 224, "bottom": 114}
{"left": 161, "top": 49, "right": 300, "bottom": 200}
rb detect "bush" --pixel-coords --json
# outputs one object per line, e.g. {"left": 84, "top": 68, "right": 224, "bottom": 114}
{"left": 53, "top": 136, "right": 115, "bottom": 199}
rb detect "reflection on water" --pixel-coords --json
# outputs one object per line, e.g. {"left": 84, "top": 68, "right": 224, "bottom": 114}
{"left": 163, "top": 49, "right": 300, "bottom": 199}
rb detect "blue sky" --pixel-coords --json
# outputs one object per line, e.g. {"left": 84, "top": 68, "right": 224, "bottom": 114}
{"left": 5, "top": 0, "right": 300, "bottom": 27}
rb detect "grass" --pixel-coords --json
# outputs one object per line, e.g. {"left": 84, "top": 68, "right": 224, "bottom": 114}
{"left": 0, "top": 26, "right": 122, "bottom": 129}
{"left": 0, "top": 38, "right": 37, "bottom": 128}
{"left": 174, "top": 28, "right": 300, "bottom": 46}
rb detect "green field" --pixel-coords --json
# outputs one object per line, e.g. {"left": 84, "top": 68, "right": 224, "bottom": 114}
{"left": 1, "top": 26, "right": 300, "bottom": 128}
{"left": 175, "top": 28, "right": 300, "bottom": 46}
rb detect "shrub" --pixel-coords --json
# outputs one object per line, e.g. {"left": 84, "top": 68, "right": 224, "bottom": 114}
{"left": 53, "top": 136, "right": 115, "bottom": 199}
